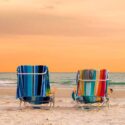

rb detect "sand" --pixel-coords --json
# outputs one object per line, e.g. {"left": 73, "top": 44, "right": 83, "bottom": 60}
{"left": 0, "top": 86, "right": 125, "bottom": 125}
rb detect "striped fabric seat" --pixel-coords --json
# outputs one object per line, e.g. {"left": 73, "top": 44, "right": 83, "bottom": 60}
{"left": 76, "top": 69, "right": 109, "bottom": 103}
{"left": 16, "top": 65, "right": 51, "bottom": 104}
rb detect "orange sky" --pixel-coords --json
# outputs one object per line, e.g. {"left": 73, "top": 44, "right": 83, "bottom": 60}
{"left": 0, "top": 0, "right": 125, "bottom": 72}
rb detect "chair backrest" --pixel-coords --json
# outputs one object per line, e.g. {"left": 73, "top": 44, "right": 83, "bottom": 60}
{"left": 76, "top": 69, "right": 109, "bottom": 97}
{"left": 16, "top": 65, "right": 51, "bottom": 99}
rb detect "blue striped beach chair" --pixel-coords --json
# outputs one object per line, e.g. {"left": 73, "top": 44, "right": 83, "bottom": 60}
{"left": 16, "top": 65, "right": 55, "bottom": 108}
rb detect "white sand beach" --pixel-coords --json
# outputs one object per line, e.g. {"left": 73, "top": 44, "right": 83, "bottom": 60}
{"left": 0, "top": 87, "right": 125, "bottom": 125}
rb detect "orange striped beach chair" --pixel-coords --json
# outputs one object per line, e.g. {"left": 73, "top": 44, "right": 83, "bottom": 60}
{"left": 72, "top": 69, "right": 109, "bottom": 108}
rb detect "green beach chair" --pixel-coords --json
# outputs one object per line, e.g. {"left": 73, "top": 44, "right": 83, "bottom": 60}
{"left": 16, "top": 65, "right": 55, "bottom": 109}
{"left": 72, "top": 69, "right": 109, "bottom": 108}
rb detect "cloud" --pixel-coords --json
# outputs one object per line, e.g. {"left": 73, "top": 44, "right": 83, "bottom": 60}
{"left": 41, "top": 5, "right": 55, "bottom": 10}
{"left": 1, "top": 0, "right": 10, "bottom": 1}
{"left": 0, "top": 0, "right": 125, "bottom": 37}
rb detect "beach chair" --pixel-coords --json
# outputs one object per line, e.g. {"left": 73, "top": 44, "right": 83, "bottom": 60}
{"left": 72, "top": 69, "right": 109, "bottom": 109}
{"left": 16, "top": 65, "right": 55, "bottom": 109}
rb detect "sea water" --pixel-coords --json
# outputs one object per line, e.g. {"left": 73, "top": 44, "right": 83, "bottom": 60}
{"left": 0, "top": 72, "right": 125, "bottom": 88}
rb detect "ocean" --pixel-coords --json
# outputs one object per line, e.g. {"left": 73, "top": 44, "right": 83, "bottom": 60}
{"left": 0, "top": 72, "right": 125, "bottom": 88}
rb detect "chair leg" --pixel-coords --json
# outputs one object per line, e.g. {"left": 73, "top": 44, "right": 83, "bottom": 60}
{"left": 19, "top": 100, "right": 21, "bottom": 108}
{"left": 53, "top": 97, "right": 55, "bottom": 107}
{"left": 24, "top": 101, "right": 26, "bottom": 108}
{"left": 51, "top": 94, "right": 55, "bottom": 108}
{"left": 99, "top": 97, "right": 109, "bottom": 109}
{"left": 19, "top": 99, "right": 23, "bottom": 109}
{"left": 49, "top": 96, "right": 55, "bottom": 109}
{"left": 49, "top": 101, "right": 52, "bottom": 109}
{"left": 106, "top": 97, "right": 110, "bottom": 108}
{"left": 19, "top": 99, "right": 27, "bottom": 109}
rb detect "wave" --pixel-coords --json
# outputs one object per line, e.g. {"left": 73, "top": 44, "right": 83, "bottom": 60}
{"left": 0, "top": 80, "right": 16, "bottom": 87}
{"left": 0, "top": 72, "right": 125, "bottom": 87}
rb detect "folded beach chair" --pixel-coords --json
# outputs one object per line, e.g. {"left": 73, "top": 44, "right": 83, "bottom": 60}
{"left": 16, "top": 65, "right": 55, "bottom": 108}
{"left": 72, "top": 69, "right": 109, "bottom": 108}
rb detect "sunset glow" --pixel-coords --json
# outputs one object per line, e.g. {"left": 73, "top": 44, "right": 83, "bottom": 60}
{"left": 0, "top": 0, "right": 125, "bottom": 72}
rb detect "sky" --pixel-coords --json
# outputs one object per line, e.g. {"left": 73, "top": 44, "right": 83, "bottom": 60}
{"left": 0, "top": 0, "right": 125, "bottom": 72}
